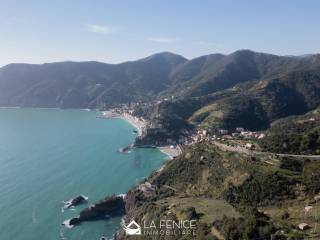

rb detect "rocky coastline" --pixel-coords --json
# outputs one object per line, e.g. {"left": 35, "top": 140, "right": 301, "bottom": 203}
{"left": 64, "top": 195, "right": 126, "bottom": 227}
{"left": 62, "top": 110, "right": 183, "bottom": 236}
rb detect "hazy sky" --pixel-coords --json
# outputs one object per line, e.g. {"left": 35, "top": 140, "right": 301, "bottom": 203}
{"left": 1, "top": 0, "right": 319, "bottom": 66}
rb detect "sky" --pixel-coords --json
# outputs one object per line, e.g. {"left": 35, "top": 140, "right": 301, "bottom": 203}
{"left": 0, "top": 0, "right": 320, "bottom": 66}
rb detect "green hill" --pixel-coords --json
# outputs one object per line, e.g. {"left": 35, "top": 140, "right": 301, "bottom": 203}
{"left": 136, "top": 69, "right": 320, "bottom": 145}
{"left": 1, "top": 50, "right": 320, "bottom": 111}
{"left": 0, "top": 52, "right": 187, "bottom": 108}
{"left": 165, "top": 50, "right": 320, "bottom": 98}
{"left": 121, "top": 143, "right": 320, "bottom": 239}
{"left": 259, "top": 107, "right": 320, "bottom": 154}
{"left": 191, "top": 69, "right": 320, "bottom": 132}
{"left": 1, "top": 50, "right": 320, "bottom": 148}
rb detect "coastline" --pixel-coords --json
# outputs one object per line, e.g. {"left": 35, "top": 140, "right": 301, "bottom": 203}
{"left": 117, "top": 115, "right": 145, "bottom": 136}
{"left": 101, "top": 111, "right": 182, "bottom": 159}
{"left": 117, "top": 114, "right": 182, "bottom": 159}
{"left": 101, "top": 111, "right": 146, "bottom": 136}
{"left": 157, "top": 146, "right": 182, "bottom": 159}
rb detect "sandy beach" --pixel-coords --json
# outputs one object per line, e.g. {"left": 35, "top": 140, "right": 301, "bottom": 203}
{"left": 101, "top": 111, "right": 146, "bottom": 136}
{"left": 101, "top": 111, "right": 182, "bottom": 159}
{"left": 158, "top": 146, "right": 182, "bottom": 159}
{"left": 118, "top": 114, "right": 146, "bottom": 136}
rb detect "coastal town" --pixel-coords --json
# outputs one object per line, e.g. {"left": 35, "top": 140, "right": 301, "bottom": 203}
{"left": 98, "top": 102, "right": 267, "bottom": 155}
{"left": 99, "top": 104, "right": 183, "bottom": 158}
{"left": 98, "top": 102, "right": 320, "bottom": 163}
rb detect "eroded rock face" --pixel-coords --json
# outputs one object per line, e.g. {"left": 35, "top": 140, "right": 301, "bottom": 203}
{"left": 79, "top": 195, "right": 125, "bottom": 221}
{"left": 64, "top": 195, "right": 87, "bottom": 208}
{"left": 67, "top": 195, "right": 126, "bottom": 226}
{"left": 69, "top": 218, "right": 81, "bottom": 225}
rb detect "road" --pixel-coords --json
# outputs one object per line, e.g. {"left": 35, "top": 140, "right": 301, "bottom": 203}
{"left": 212, "top": 141, "right": 320, "bottom": 160}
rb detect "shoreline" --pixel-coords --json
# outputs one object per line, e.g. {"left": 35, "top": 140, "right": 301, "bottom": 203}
{"left": 101, "top": 111, "right": 146, "bottom": 136}
{"left": 117, "top": 115, "right": 145, "bottom": 136}
{"left": 101, "top": 111, "right": 182, "bottom": 160}
{"left": 157, "top": 146, "right": 182, "bottom": 159}
{"left": 118, "top": 114, "right": 182, "bottom": 159}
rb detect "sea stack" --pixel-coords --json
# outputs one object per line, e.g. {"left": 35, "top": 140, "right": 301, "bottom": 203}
{"left": 64, "top": 195, "right": 126, "bottom": 227}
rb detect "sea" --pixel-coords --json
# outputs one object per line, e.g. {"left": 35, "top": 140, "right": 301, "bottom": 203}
{"left": 0, "top": 108, "right": 166, "bottom": 240}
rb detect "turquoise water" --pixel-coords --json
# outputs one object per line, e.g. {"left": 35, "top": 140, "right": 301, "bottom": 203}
{"left": 0, "top": 108, "right": 166, "bottom": 240}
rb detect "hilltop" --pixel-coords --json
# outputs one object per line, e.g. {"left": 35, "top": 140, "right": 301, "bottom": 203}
{"left": 258, "top": 107, "right": 320, "bottom": 154}
{"left": 1, "top": 50, "right": 320, "bottom": 111}
{"left": 134, "top": 68, "right": 320, "bottom": 146}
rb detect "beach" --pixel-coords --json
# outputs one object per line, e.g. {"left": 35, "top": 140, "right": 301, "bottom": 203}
{"left": 101, "top": 110, "right": 182, "bottom": 159}
{"left": 158, "top": 145, "right": 182, "bottom": 159}
{"left": 119, "top": 114, "right": 182, "bottom": 159}
{"left": 118, "top": 114, "right": 146, "bottom": 136}
{"left": 102, "top": 111, "right": 146, "bottom": 136}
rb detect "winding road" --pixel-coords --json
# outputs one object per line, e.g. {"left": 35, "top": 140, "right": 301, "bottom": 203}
{"left": 212, "top": 141, "right": 320, "bottom": 160}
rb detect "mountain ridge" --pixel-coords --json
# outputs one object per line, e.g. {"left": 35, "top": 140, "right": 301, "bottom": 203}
{"left": 0, "top": 50, "right": 320, "bottom": 110}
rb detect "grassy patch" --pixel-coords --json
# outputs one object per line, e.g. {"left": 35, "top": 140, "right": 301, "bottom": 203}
{"left": 157, "top": 197, "right": 241, "bottom": 225}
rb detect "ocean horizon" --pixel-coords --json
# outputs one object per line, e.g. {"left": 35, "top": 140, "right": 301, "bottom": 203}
{"left": 0, "top": 108, "right": 166, "bottom": 240}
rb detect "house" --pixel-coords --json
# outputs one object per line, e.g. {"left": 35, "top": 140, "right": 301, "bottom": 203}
{"left": 245, "top": 143, "right": 254, "bottom": 149}
{"left": 139, "top": 182, "right": 156, "bottom": 197}
{"left": 223, "top": 135, "right": 233, "bottom": 139}
{"left": 298, "top": 223, "right": 310, "bottom": 230}
{"left": 241, "top": 131, "right": 254, "bottom": 139}
{"left": 304, "top": 206, "right": 313, "bottom": 212}
{"left": 219, "top": 129, "right": 229, "bottom": 135}
{"left": 236, "top": 127, "right": 244, "bottom": 132}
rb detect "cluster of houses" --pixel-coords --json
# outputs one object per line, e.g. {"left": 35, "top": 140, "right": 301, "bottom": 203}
{"left": 104, "top": 104, "right": 147, "bottom": 126}
{"left": 185, "top": 127, "right": 265, "bottom": 144}
{"left": 155, "top": 126, "right": 266, "bottom": 151}
{"left": 104, "top": 102, "right": 266, "bottom": 152}
{"left": 216, "top": 127, "right": 266, "bottom": 140}
{"left": 150, "top": 126, "right": 267, "bottom": 151}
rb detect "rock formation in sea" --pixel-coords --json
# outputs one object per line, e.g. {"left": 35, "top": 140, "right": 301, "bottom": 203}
{"left": 66, "top": 195, "right": 126, "bottom": 226}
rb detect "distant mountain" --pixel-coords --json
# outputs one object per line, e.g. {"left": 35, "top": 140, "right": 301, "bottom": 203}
{"left": 165, "top": 50, "right": 320, "bottom": 97}
{"left": 135, "top": 67, "right": 320, "bottom": 145}
{"left": 190, "top": 69, "right": 320, "bottom": 131}
{"left": 1, "top": 50, "right": 320, "bottom": 109}
{"left": 0, "top": 52, "right": 187, "bottom": 108}
{"left": 1, "top": 49, "right": 320, "bottom": 135}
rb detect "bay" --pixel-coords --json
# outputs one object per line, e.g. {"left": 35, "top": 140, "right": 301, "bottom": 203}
{"left": 0, "top": 108, "right": 166, "bottom": 240}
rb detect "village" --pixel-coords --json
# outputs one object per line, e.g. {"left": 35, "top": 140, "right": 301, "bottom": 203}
{"left": 99, "top": 103, "right": 320, "bottom": 236}
{"left": 99, "top": 101, "right": 267, "bottom": 154}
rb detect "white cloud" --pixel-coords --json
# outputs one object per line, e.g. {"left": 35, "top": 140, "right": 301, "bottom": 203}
{"left": 86, "top": 24, "right": 112, "bottom": 34}
{"left": 147, "top": 37, "right": 177, "bottom": 43}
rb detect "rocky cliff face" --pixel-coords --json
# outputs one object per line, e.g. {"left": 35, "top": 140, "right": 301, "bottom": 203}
{"left": 68, "top": 195, "right": 125, "bottom": 226}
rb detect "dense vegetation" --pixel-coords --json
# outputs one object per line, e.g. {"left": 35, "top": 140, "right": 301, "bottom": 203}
{"left": 2, "top": 50, "right": 320, "bottom": 239}
{"left": 0, "top": 52, "right": 187, "bottom": 108}
{"left": 259, "top": 108, "right": 320, "bottom": 154}
{"left": 1, "top": 50, "right": 320, "bottom": 146}
{"left": 137, "top": 69, "right": 320, "bottom": 145}
{"left": 1, "top": 50, "right": 320, "bottom": 111}
{"left": 120, "top": 144, "right": 320, "bottom": 239}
